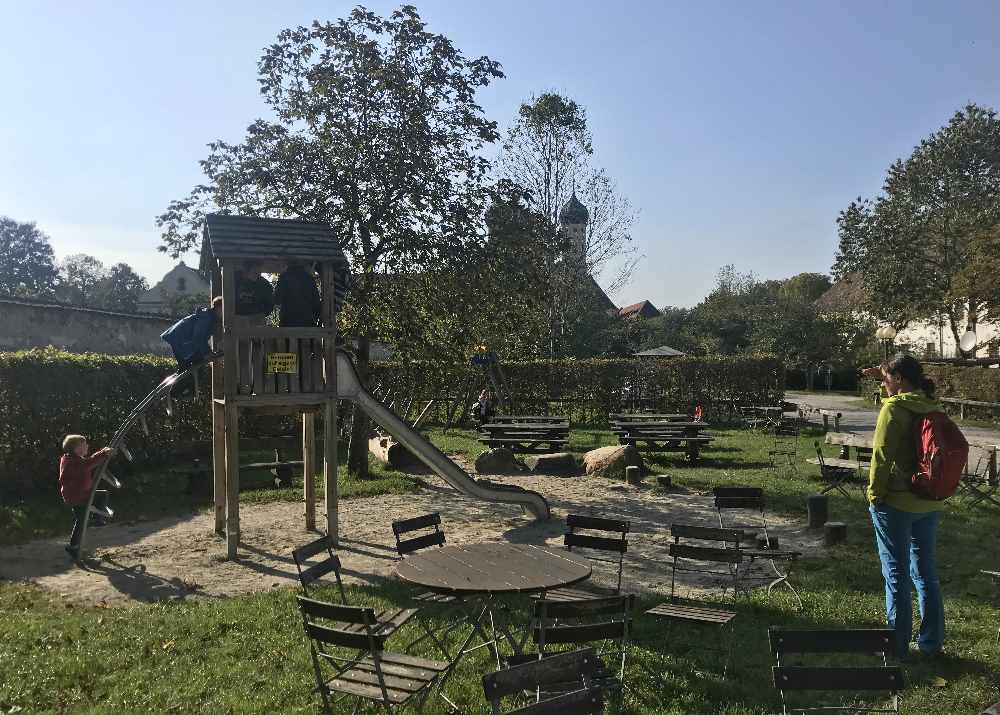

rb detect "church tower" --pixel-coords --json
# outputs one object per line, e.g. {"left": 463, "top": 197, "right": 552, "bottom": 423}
{"left": 558, "top": 191, "right": 589, "bottom": 268}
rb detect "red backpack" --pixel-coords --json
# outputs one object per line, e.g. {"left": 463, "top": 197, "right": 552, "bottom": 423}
{"left": 910, "top": 411, "right": 969, "bottom": 500}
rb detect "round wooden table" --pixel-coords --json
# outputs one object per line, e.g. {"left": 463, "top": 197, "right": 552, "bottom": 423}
{"left": 395, "top": 543, "right": 592, "bottom": 676}
{"left": 395, "top": 542, "right": 592, "bottom": 596}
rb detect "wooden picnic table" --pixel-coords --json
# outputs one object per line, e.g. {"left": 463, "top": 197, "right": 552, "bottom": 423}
{"left": 809, "top": 431, "right": 999, "bottom": 477}
{"left": 614, "top": 420, "right": 712, "bottom": 461}
{"left": 480, "top": 423, "right": 568, "bottom": 433}
{"left": 611, "top": 421, "right": 706, "bottom": 430}
{"left": 609, "top": 413, "right": 689, "bottom": 422}
{"left": 395, "top": 543, "right": 593, "bottom": 674}
{"left": 479, "top": 416, "right": 570, "bottom": 453}
{"left": 492, "top": 415, "right": 569, "bottom": 424}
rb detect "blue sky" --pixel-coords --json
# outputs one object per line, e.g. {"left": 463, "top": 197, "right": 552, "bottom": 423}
{"left": 3, "top": 1, "right": 999, "bottom": 307}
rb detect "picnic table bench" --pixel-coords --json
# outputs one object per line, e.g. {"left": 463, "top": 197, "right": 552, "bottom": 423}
{"left": 478, "top": 416, "right": 570, "bottom": 453}
{"left": 608, "top": 413, "right": 689, "bottom": 422}
{"left": 610, "top": 416, "right": 712, "bottom": 462}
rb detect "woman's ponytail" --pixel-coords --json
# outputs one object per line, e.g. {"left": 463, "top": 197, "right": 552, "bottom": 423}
{"left": 882, "top": 353, "right": 935, "bottom": 397}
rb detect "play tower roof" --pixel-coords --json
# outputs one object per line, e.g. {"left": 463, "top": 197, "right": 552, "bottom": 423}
{"left": 200, "top": 214, "right": 348, "bottom": 272}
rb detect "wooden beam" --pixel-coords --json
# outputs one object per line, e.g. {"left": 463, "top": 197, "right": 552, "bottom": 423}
{"left": 324, "top": 398, "right": 338, "bottom": 544}
{"left": 224, "top": 402, "right": 240, "bottom": 559}
{"left": 211, "top": 265, "right": 225, "bottom": 535}
{"left": 303, "top": 411, "right": 316, "bottom": 531}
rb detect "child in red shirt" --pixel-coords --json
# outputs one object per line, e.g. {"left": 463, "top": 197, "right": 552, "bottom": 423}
{"left": 59, "top": 434, "right": 113, "bottom": 558}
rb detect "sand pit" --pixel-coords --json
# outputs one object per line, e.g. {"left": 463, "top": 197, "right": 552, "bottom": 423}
{"left": 0, "top": 469, "right": 826, "bottom": 607}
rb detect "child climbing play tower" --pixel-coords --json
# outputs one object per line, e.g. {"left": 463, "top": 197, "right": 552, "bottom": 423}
{"left": 201, "top": 214, "right": 347, "bottom": 559}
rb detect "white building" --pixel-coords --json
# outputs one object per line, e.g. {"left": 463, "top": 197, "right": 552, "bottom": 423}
{"left": 136, "top": 262, "right": 210, "bottom": 315}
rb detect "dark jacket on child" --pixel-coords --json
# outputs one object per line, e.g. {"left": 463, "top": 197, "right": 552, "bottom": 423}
{"left": 161, "top": 307, "right": 217, "bottom": 367}
{"left": 59, "top": 452, "right": 109, "bottom": 506}
{"left": 275, "top": 265, "right": 321, "bottom": 327}
{"left": 235, "top": 273, "right": 275, "bottom": 316}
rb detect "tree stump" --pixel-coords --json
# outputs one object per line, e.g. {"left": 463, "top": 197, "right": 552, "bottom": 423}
{"left": 807, "top": 494, "right": 829, "bottom": 529}
{"left": 625, "top": 465, "right": 642, "bottom": 485}
{"left": 656, "top": 475, "right": 673, "bottom": 489}
{"left": 824, "top": 521, "right": 847, "bottom": 546}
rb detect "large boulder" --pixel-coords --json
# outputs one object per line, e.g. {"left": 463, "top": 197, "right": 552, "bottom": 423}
{"left": 524, "top": 452, "right": 578, "bottom": 476}
{"left": 583, "top": 445, "right": 643, "bottom": 480}
{"left": 474, "top": 447, "right": 520, "bottom": 474}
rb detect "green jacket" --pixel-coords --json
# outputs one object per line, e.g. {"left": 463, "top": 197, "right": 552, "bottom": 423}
{"left": 867, "top": 390, "right": 945, "bottom": 512}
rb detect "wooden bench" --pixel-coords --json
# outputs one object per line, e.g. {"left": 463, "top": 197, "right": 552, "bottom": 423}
{"left": 608, "top": 413, "right": 689, "bottom": 423}
{"left": 479, "top": 416, "right": 570, "bottom": 454}
{"left": 167, "top": 437, "right": 308, "bottom": 491}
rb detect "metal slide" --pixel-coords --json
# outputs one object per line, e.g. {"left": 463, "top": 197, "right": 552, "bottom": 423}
{"left": 76, "top": 354, "right": 220, "bottom": 557}
{"left": 335, "top": 351, "right": 550, "bottom": 521}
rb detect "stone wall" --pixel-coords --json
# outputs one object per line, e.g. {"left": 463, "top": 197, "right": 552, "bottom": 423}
{"left": 0, "top": 298, "right": 174, "bottom": 355}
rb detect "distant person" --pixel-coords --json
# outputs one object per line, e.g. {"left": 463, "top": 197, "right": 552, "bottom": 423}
{"left": 861, "top": 354, "right": 946, "bottom": 661}
{"left": 474, "top": 389, "right": 495, "bottom": 426}
{"left": 59, "top": 434, "right": 113, "bottom": 559}
{"left": 234, "top": 260, "right": 274, "bottom": 323}
{"left": 275, "top": 261, "right": 321, "bottom": 327}
{"left": 161, "top": 297, "right": 223, "bottom": 370}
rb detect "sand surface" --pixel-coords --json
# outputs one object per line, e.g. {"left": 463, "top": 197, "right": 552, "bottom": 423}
{"left": 0, "top": 467, "right": 825, "bottom": 607}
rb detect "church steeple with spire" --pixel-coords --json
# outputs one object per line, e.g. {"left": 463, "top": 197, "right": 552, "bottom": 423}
{"left": 558, "top": 190, "right": 588, "bottom": 266}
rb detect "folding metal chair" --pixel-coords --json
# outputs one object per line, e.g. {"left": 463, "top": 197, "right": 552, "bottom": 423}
{"left": 769, "top": 421, "right": 800, "bottom": 473}
{"left": 539, "top": 514, "right": 631, "bottom": 602}
{"left": 291, "top": 535, "right": 417, "bottom": 643}
{"left": 296, "top": 595, "right": 448, "bottom": 714}
{"left": 963, "top": 456, "right": 1000, "bottom": 509}
{"left": 983, "top": 570, "right": 1000, "bottom": 645}
{"left": 813, "top": 442, "right": 855, "bottom": 498}
{"left": 769, "top": 627, "right": 903, "bottom": 714}
{"left": 482, "top": 648, "right": 604, "bottom": 715}
{"left": 510, "top": 594, "right": 633, "bottom": 704}
{"left": 713, "top": 487, "right": 769, "bottom": 546}
{"left": 644, "top": 524, "right": 742, "bottom": 677}
{"left": 391, "top": 513, "right": 467, "bottom": 658}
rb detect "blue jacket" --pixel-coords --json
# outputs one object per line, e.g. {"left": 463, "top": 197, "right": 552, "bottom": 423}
{"left": 161, "top": 307, "right": 216, "bottom": 364}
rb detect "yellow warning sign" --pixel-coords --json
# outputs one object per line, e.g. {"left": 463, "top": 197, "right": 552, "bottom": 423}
{"left": 266, "top": 352, "right": 298, "bottom": 374}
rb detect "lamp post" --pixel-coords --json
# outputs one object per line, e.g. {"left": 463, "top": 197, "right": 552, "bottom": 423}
{"left": 876, "top": 326, "right": 897, "bottom": 361}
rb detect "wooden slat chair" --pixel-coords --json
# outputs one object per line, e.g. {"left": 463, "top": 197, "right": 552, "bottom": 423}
{"left": 391, "top": 513, "right": 465, "bottom": 657}
{"left": 769, "top": 628, "right": 903, "bottom": 714}
{"left": 962, "top": 455, "right": 1000, "bottom": 509}
{"left": 483, "top": 648, "right": 605, "bottom": 715}
{"left": 644, "top": 524, "right": 742, "bottom": 677}
{"left": 769, "top": 421, "right": 800, "bottom": 473}
{"left": 813, "top": 442, "right": 856, "bottom": 498}
{"left": 296, "top": 595, "right": 448, "bottom": 714}
{"left": 291, "top": 535, "right": 417, "bottom": 644}
{"left": 509, "top": 594, "right": 634, "bottom": 703}
{"left": 713, "top": 487, "right": 769, "bottom": 546}
{"left": 540, "top": 514, "right": 631, "bottom": 602}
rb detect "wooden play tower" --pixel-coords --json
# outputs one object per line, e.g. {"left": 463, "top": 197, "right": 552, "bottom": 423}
{"left": 200, "top": 214, "right": 348, "bottom": 559}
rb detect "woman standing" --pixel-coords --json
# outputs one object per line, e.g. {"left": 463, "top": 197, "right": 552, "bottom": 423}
{"left": 863, "top": 353, "right": 945, "bottom": 660}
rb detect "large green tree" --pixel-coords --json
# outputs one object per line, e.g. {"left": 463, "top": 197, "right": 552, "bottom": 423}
{"left": 835, "top": 104, "right": 1000, "bottom": 355}
{"left": 156, "top": 5, "right": 503, "bottom": 476}
{"left": 498, "top": 91, "right": 637, "bottom": 357}
{"left": 57, "top": 254, "right": 107, "bottom": 307}
{"left": 96, "top": 262, "right": 149, "bottom": 313}
{"left": 0, "top": 217, "right": 58, "bottom": 298}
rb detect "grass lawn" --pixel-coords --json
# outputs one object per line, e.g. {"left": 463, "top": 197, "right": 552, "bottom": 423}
{"left": 2, "top": 426, "right": 999, "bottom": 713}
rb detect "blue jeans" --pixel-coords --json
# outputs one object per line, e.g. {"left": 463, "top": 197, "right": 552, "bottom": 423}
{"left": 869, "top": 504, "right": 944, "bottom": 657}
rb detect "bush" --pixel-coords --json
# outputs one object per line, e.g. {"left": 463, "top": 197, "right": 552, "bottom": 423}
{"left": 370, "top": 354, "right": 784, "bottom": 426}
{"left": 0, "top": 349, "right": 783, "bottom": 496}
{"left": 0, "top": 349, "right": 287, "bottom": 496}
{"left": 861, "top": 364, "right": 1000, "bottom": 422}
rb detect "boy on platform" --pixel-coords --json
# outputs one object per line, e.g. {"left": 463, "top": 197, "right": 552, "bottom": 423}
{"left": 161, "top": 296, "right": 223, "bottom": 371}
{"left": 59, "top": 435, "right": 113, "bottom": 559}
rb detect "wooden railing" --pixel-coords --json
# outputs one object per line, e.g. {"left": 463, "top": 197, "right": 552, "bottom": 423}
{"left": 232, "top": 327, "right": 333, "bottom": 397}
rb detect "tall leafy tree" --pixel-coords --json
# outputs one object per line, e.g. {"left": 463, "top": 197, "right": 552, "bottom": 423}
{"left": 57, "top": 254, "right": 107, "bottom": 307}
{"left": 498, "top": 91, "right": 637, "bottom": 356}
{"left": 96, "top": 262, "right": 149, "bottom": 313}
{"left": 0, "top": 217, "right": 59, "bottom": 298}
{"left": 835, "top": 104, "right": 1000, "bottom": 354}
{"left": 156, "top": 5, "right": 503, "bottom": 476}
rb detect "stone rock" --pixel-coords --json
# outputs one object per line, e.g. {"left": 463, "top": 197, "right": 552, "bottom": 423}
{"left": 368, "top": 436, "right": 418, "bottom": 469}
{"left": 474, "top": 447, "right": 520, "bottom": 474}
{"left": 583, "top": 445, "right": 643, "bottom": 480}
{"left": 524, "top": 452, "right": 578, "bottom": 475}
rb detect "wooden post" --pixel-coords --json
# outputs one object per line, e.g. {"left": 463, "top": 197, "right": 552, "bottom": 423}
{"left": 324, "top": 399, "right": 338, "bottom": 544}
{"left": 824, "top": 521, "right": 847, "bottom": 546}
{"left": 303, "top": 411, "right": 316, "bottom": 531}
{"left": 211, "top": 265, "right": 225, "bottom": 535}
{"left": 320, "top": 262, "right": 339, "bottom": 543}
{"left": 221, "top": 263, "right": 240, "bottom": 559}
{"left": 224, "top": 403, "right": 240, "bottom": 559}
{"left": 807, "top": 494, "right": 828, "bottom": 529}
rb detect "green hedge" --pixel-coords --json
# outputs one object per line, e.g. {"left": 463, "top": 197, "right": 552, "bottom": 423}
{"left": 861, "top": 364, "right": 1000, "bottom": 422}
{"left": 0, "top": 349, "right": 783, "bottom": 496}
{"left": 368, "top": 354, "right": 784, "bottom": 425}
